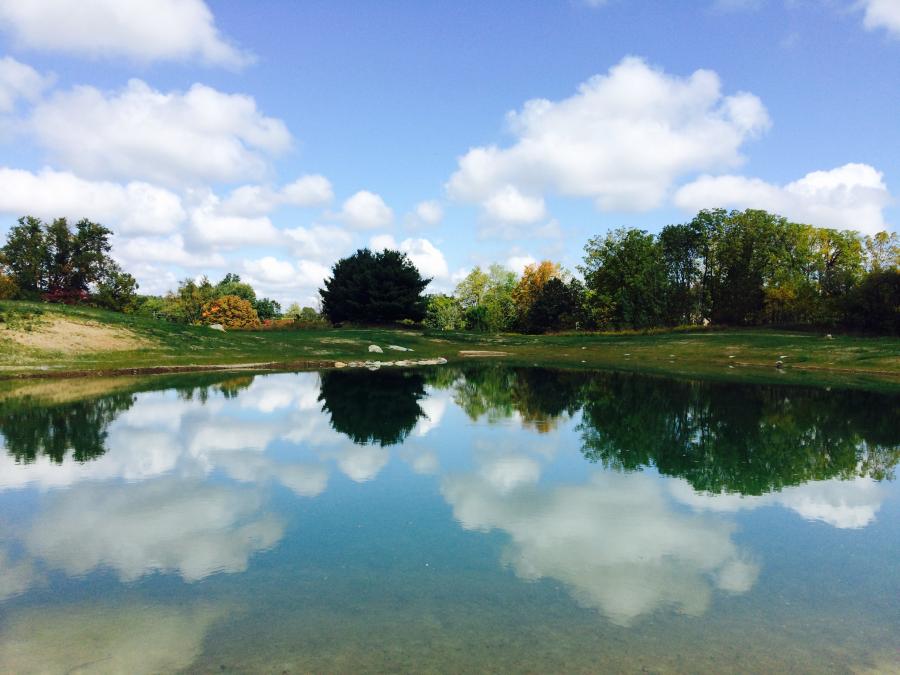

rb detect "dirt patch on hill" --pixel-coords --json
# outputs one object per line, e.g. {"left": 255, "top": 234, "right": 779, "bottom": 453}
{"left": 2, "top": 317, "right": 155, "bottom": 354}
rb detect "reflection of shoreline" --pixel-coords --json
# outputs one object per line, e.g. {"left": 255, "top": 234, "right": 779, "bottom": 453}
{"left": 447, "top": 365, "right": 900, "bottom": 495}
{"left": 4, "top": 366, "right": 898, "bottom": 500}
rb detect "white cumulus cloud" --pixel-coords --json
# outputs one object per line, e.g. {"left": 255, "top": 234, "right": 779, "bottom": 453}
{"left": 860, "top": 0, "right": 900, "bottom": 38}
{"left": 186, "top": 191, "right": 282, "bottom": 248}
{"left": 405, "top": 199, "right": 444, "bottom": 228}
{"left": 370, "top": 234, "right": 450, "bottom": 279}
{"left": 338, "top": 190, "right": 394, "bottom": 229}
{"left": 244, "top": 256, "right": 297, "bottom": 286}
{"left": 674, "top": 163, "right": 892, "bottom": 235}
{"left": 0, "top": 0, "right": 252, "bottom": 67}
{"left": 282, "top": 174, "right": 334, "bottom": 207}
{"left": 241, "top": 256, "right": 331, "bottom": 304}
{"left": 448, "top": 56, "right": 770, "bottom": 218}
{"left": 222, "top": 175, "right": 334, "bottom": 217}
{"left": 0, "top": 167, "right": 185, "bottom": 235}
{"left": 31, "top": 79, "right": 291, "bottom": 185}
{"left": 483, "top": 185, "right": 547, "bottom": 224}
{"left": 0, "top": 56, "right": 53, "bottom": 112}
{"left": 114, "top": 234, "right": 225, "bottom": 269}
{"left": 505, "top": 254, "right": 537, "bottom": 275}
{"left": 284, "top": 224, "right": 353, "bottom": 262}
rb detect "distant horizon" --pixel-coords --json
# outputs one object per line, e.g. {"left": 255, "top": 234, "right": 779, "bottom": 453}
{"left": 0, "top": 0, "right": 896, "bottom": 306}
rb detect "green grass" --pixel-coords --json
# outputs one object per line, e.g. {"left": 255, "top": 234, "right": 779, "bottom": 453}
{"left": 1, "top": 300, "right": 898, "bottom": 391}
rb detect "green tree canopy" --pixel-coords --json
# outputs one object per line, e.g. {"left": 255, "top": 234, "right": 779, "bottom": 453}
{"left": 0, "top": 215, "right": 137, "bottom": 308}
{"left": 319, "top": 248, "right": 430, "bottom": 324}
{"left": 581, "top": 228, "right": 668, "bottom": 329}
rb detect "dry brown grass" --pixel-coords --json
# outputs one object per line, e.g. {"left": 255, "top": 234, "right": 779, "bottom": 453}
{"left": 2, "top": 316, "right": 155, "bottom": 354}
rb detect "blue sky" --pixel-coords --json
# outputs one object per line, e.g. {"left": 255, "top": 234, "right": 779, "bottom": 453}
{"left": 0, "top": 0, "right": 897, "bottom": 305}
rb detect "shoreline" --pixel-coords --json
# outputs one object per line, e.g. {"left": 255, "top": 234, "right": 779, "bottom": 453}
{"left": 2, "top": 354, "right": 899, "bottom": 395}
{"left": 1, "top": 300, "right": 898, "bottom": 391}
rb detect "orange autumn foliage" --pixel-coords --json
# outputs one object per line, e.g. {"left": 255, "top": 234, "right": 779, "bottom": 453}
{"left": 200, "top": 295, "right": 260, "bottom": 329}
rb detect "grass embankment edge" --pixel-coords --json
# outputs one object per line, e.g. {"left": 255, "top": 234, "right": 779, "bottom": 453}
{"left": 1, "top": 300, "right": 898, "bottom": 392}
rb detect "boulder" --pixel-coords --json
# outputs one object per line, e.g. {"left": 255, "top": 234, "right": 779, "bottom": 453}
{"left": 209, "top": 324, "right": 225, "bottom": 332}
{"left": 368, "top": 345, "right": 384, "bottom": 353}
{"left": 387, "top": 345, "right": 413, "bottom": 352}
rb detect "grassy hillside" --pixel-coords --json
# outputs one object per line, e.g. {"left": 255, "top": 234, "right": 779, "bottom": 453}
{"left": 1, "top": 300, "right": 898, "bottom": 390}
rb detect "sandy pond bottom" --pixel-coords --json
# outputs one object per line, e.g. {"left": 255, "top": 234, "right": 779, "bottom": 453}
{"left": 0, "top": 366, "right": 897, "bottom": 673}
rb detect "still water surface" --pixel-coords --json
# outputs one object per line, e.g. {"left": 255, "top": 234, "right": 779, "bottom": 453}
{"left": 0, "top": 366, "right": 897, "bottom": 673}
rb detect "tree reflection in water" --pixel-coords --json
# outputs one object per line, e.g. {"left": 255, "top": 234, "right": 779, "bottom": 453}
{"left": 0, "top": 374, "right": 257, "bottom": 465}
{"left": 1, "top": 366, "right": 897, "bottom": 497}
{"left": 0, "top": 393, "right": 135, "bottom": 464}
{"left": 318, "top": 368, "right": 427, "bottom": 446}
{"left": 450, "top": 364, "right": 586, "bottom": 432}
{"left": 443, "top": 365, "right": 899, "bottom": 495}
{"left": 577, "top": 372, "right": 900, "bottom": 495}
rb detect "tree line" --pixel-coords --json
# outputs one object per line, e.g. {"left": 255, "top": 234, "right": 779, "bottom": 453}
{"left": 2, "top": 209, "right": 898, "bottom": 334}
{"left": 0, "top": 216, "right": 307, "bottom": 329}
{"left": 425, "top": 209, "right": 900, "bottom": 334}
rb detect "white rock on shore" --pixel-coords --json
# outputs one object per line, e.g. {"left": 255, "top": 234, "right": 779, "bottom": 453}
{"left": 336, "top": 357, "right": 447, "bottom": 369}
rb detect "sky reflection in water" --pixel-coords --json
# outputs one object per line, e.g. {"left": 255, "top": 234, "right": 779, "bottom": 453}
{"left": 0, "top": 367, "right": 897, "bottom": 673}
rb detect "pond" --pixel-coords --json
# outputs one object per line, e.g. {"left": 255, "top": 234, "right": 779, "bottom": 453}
{"left": 0, "top": 366, "right": 898, "bottom": 673}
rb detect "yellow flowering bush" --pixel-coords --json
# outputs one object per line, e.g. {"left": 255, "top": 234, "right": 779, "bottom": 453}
{"left": 200, "top": 295, "right": 260, "bottom": 329}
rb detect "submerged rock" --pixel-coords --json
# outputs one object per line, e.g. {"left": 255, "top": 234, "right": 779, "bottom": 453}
{"left": 387, "top": 345, "right": 413, "bottom": 352}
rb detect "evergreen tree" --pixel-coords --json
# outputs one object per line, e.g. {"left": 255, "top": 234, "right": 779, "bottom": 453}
{"left": 319, "top": 248, "right": 430, "bottom": 324}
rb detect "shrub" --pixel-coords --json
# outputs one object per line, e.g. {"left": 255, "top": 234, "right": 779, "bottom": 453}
{"left": 42, "top": 288, "right": 90, "bottom": 304}
{"left": 93, "top": 266, "right": 139, "bottom": 312}
{"left": 257, "top": 318, "right": 298, "bottom": 331}
{"left": 200, "top": 295, "right": 261, "bottom": 329}
{"left": 0, "top": 273, "right": 18, "bottom": 299}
